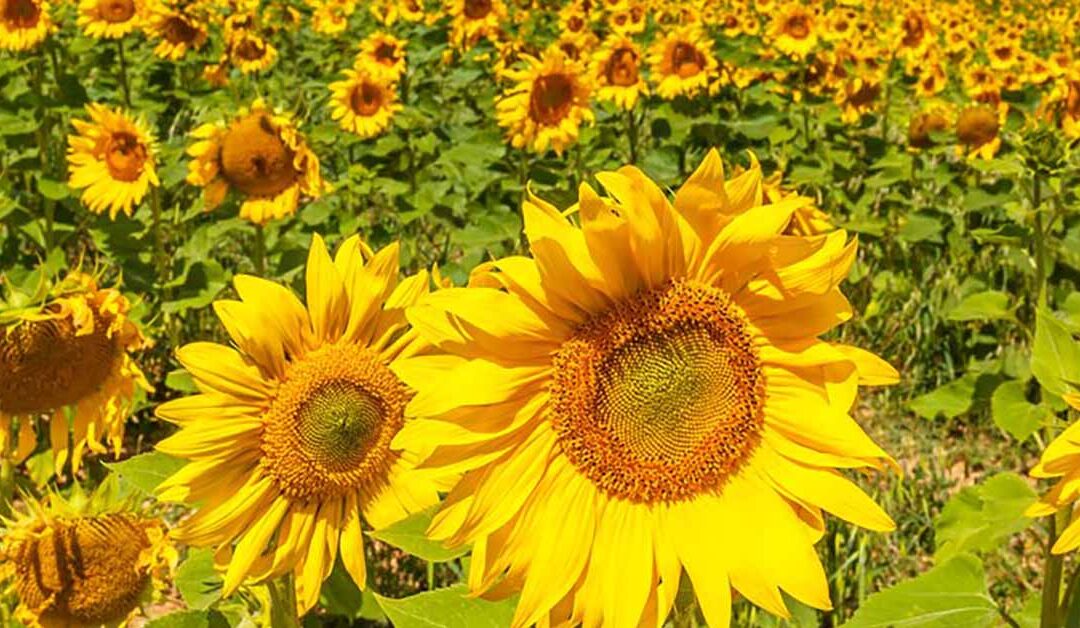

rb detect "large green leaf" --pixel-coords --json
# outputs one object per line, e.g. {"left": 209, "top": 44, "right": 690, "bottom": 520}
{"left": 946, "top": 290, "right": 1014, "bottom": 322}
{"left": 175, "top": 548, "right": 223, "bottom": 611}
{"left": 933, "top": 473, "right": 1036, "bottom": 561}
{"left": 368, "top": 506, "right": 469, "bottom": 562}
{"left": 145, "top": 610, "right": 228, "bottom": 628}
{"left": 990, "top": 379, "right": 1048, "bottom": 441}
{"left": 843, "top": 554, "right": 998, "bottom": 628}
{"left": 375, "top": 585, "right": 517, "bottom": 628}
{"left": 104, "top": 451, "right": 186, "bottom": 496}
{"left": 1032, "top": 307, "right": 1080, "bottom": 396}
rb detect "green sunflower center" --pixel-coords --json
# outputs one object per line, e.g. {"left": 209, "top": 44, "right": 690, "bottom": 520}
{"left": 295, "top": 381, "right": 384, "bottom": 471}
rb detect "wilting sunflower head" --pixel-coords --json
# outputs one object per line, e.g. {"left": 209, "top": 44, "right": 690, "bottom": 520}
{"left": 154, "top": 235, "right": 452, "bottom": 615}
{"left": 397, "top": 149, "right": 898, "bottom": 628}
{"left": 0, "top": 489, "right": 175, "bottom": 628}
{"left": 1027, "top": 393, "right": 1080, "bottom": 553}
{"left": 146, "top": 6, "right": 207, "bottom": 60}
{"left": 907, "top": 106, "right": 951, "bottom": 149}
{"left": 495, "top": 49, "right": 594, "bottom": 154}
{"left": 647, "top": 26, "right": 717, "bottom": 99}
{"left": 0, "top": 0, "right": 53, "bottom": 51}
{"left": 0, "top": 271, "right": 151, "bottom": 474}
{"left": 185, "top": 99, "right": 324, "bottom": 224}
{"left": 955, "top": 103, "right": 1004, "bottom": 159}
{"left": 358, "top": 31, "right": 407, "bottom": 80}
{"left": 592, "top": 34, "right": 646, "bottom": 110}
{"left": 329, "top": 63, "right": 403, "bottom": 139}
{"left": 76, "top": 0, "right": 142, "bottom": 38}
{"left": 66, "top": 103, "right": 159, "bottom": 220}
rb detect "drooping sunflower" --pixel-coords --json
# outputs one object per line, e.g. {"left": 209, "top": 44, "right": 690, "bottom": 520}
{"left": 145, "top": 4, "right": 207, "bottom": 60}
{"left": 185, "top": 99, "right": 324, "bottom": 225}
{"left": 907, "top": 104, "right": 951, "bottom": 150}
{"left": 77, "top": 0, "right": 143, "bottom": 38}
{"left": 0, "top": 0, "right": 53, "bottom": 51}
{"left": 397, "top": 150, "right": 898, "bottom": 627}
{"left": 495, "top": 49, "right": 593, "bottom": 155}
{"left": 67, "top": 103, "right": 158, "bottom": 220}
{"left": 768, "top": 2, "right": 818, "bottom": 59}
{"left": 0, "top": 483, "right": 176, "bottom": 628}
{"left": 592, "top": 35, "right": 647, "bottom": 110}
{"left": 0, "top": 271, "right": 151, "bottom": 475}
{"left": 155, "top": 235, "right": 450, "bottom": 614}
{"left": 647, "top": 26, "right": 717, "bottom": 99}
{"left": 329, "top": 63, "right": 402, "bottom": 139}
{"left": 955, "top": 102, "right": 1007, "bottom": 160}
{"left": 1028, "top": 393, "right": 1080, "bottom": 553}
{"left": 357, "top": 31, "right": 407, "bottom": 81}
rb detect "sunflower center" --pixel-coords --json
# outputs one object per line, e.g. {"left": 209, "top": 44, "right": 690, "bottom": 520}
{"left": 374, "top": 41, "right": 400, "bottom": 65}
{"left": 551, "top": 279, "right": 765, "bottom": 503}
{"left": 162, "top": 15, "right": 198, "bottom": 44}
{"left": 784, "top": 14, "right": 810, "bottom": 39}
{"left": 1067, "top": 81, "right": 1080, "bottom": 117}
{"left": 103, "top": 131, "right": 147, "bottom": 182}
{"left": 0, "top": 315, "right": 119, "bottom": 416}
{"left": 529, "top": 73, "right": 574, "bottom": 126}
{"left": 218, "top": 113, "right": 299, "bottom": 198}
{"left": 901, "top": 15, "right": 925, "bottom": 47}
{"left": 956, "top": 107, "right": 999, "bottom": 147}
{"left": 605, "top": 48, "right": 639, "bottom": 86}
{"left": 670, "top": 42, "right": 704, "bottom": 78}
{"left": 233, "top": 36, "right": 267, "bottom": 61}
{"left": 350, "top": 81, "right": 385, "bottom": 116}
{"left": 98, "top": 0, "right": 134, "bottom": 23}
{"left": 3, "top": 0, "right": 40, "bottom": 28}
{"left": 11, "top": 515, "right": 154, "bottom": 626}
{"left": 908, "top": 111, "right": 948, "bottom": 148}
{"left": 566, "top": 15, "right": 583, "bottom": 31}
{"left": 261, "top": 343, "right": 407, "bottom": 501}
{"left": 463, "top": 0, "right": 490, "bottom": 19}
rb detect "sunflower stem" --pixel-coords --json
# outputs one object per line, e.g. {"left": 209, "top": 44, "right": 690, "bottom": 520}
{"left": 1032, "top": 172, "right": 1048, "bottom": 309}
{"left": 151, "top": 185, "right": 167, "bottom": 290}
{"left": 1041, "top": 507, "right": 1070, "bottom": 628}
{"left": 267, "top": 574, "right": 300, "bottom": 628}
{"left": 0, "top": 456, "right": 14, "bottom": 518}
{"left": 254, "top": 225, "right": 267, "bottom": 275}
{"left": 426, "top": 560, "right": 435, "bottom": 590}
{"left": 31, "top": 47, "right": 53, "bottom": 252}
{"left": 116, "top": 38, "right": 132, "bottom": 108}
{"left": 625, "top": 107, "right": 639, "bottom": 165}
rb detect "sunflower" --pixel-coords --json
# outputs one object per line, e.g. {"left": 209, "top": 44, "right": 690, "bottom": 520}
{"left": 1027, "top": 393, "right": 1080, "bottom": 553}
{"left": 768, "top": 2, "right": 818, "bottom": 59}
{"left": 185, "top": 99, "right": 324, "bottom": 225}
{"left": 155, "top": 235, "right": 450, "bottom": 615}
{"left": 145, "top": 4, "right": 207, "bottom": 60}
{"left": 67, "top": 103, "right": 158, "bottom": 220}
{"left": 227, "top": 30, "right": 277, "bottom": 74}
{"left": 608, "top": 1, "right": 645, "bottom": 35}
{"left": 495, "top": 49, "right": 593, "bottom": 155}
{"left": 448, "top": 0, "right": 506, "bottom": 49}
{"left": 76, "top": 0, "right": 143, "bottom": 38}
{"left": 907, "top": 104, "right": 951, "bottom": 150}
{"left": 0, "top": 0, "right": 53, "bottom": 51}
{"left": 955, "top": 102, "right": 1007, "bottom": 160}
{"left": 592, "top": 34, "right": 646, "bottom": 111}
{"left": 834, "top": 77, "right": 881, "bottom": 124}
{"left": 396, "top": 150, "right": 898, "bottom": 627}
{"left": 329, "top": 63, "right": 402, "bottom": 139}
{"left": 895, "top": 8, "right": 932, "bottom": 55}
{"left": 0, "top": 484, "right": 176, "bottom": 628}
{"left": 0, "top": 271, "right": 151, "bottom": 474}
{"left": 358, "top": 31, "right": 407, "bottom": 81}
{"left": 311, "top": 0, "right": 354, "bottom": 35}
{"left": 647, "top": 26, "right": 717, "bottom": 99}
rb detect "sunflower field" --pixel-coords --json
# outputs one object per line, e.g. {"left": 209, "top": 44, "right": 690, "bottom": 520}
{"left": 3, "top": 0, "right": 1080, "bottom": 625}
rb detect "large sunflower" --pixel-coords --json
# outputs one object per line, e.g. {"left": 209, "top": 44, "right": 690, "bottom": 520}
{"left": 329, "top": 63, "right": 402, "bottom": 139}
{"left": 1027, "top": 393, "right": 1080, "bottom": 552}
{"left": 396, "top": 150, "right": 898, "bottom": 627}
{"left": 186, "top": 99, "right": 324, "bottom": 225}
{"left": 155, "top": 235, "right": 451, "bottom": 615}
{"left": 0, "top": 484, "right": 176, "bottom": 628}
{"left": 647, "top": 26, "right": 717, "bottom": 99}
{"left": 67, "top": 103, "right": 158, "bottom": 220}
{"left": 76, "top": 0, "right": 143, "bottom": 39}
{"left": 495, "top": 49, "right": 593, "bottom": 155}
{"left": 0, "top": 0, "right": 52, "bottom": 51}
{"left": 0, "top": 272, "right": 151, "bottom": 474}
{"left": 592, "top": 34, "right": 647, "bottom": 111}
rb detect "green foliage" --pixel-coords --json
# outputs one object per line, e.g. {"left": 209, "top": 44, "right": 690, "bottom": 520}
{"left": 933, "top": 473, "right": 1036, "bottom": 561}
{"left": 104, "top": 451, "right": 186, "bottom": 496}
{"left": 368, "top": 506, "right": 470, "bottom": 563}
{"left": 374, "top": 585, "right": 518, "bottom": 628}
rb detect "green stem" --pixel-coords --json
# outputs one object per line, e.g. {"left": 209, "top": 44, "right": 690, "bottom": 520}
{"left": 267, "top": 574, "right": 301, "bottom": 628}
{"left": 1041, "top": 507, "right": 1070, "bottom": 628}
{"left": 151, "top": 185, "right": 167, "bottom": 289}
{"left": 254, "top": 225, "right": 267, "bottom": 275}
{"left": 1032, "top": 172, "right": 1048, "bottom": 309}
{"left": 426, "top": 561, "right": 435, "bottom": 591}
{"left": 116, "top": 38, "right": 131, "bottom": 107}
{"left": 0, "top": 457, "right": 14, "bottom": 519}
{"left": 32, "top": 50, "right": 53, "bottom": 252}
{"left": 625, "top": 107, "right": 639, "bottom": 165}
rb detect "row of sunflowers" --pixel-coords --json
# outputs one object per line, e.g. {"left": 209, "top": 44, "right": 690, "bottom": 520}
{"left": 2, "top": 0, "right": 1080, "bottom": 625}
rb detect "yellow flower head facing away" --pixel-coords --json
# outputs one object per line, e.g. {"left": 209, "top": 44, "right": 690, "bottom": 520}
{"left": 1027, "top": 393, "right": 1080, "bottom": 553}
{"left": 396, "top": 149, "right": 899, "bottom": 628}
{"left": 154, "top": 234, "right": 453, "bottom": 615}
{"left": 495, "top": 49, "right": 594, "bottom": 155}
{"left": 0, "top": 0, "right": 53, "bottom": 51}
{"left": 67, "top": 103, "right": 159, "bottom": 220}
{"left": 185, "top": 99, "right": 325, "bottom": 224}
{"left": 0, "top": 271, "right": 151, "bottom": 474}
{"left": 329, "top": 63, "right": 403, "bottom": 139}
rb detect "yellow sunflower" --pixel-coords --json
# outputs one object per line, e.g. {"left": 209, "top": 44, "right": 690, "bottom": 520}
{"left": 155, "top": 235, "right": 450, "bottom": 615}
{"left": 448, "top": 0, "right": 506, "bottom": 50}
{"left": 0, "top": 484, "right": 176, "bottom": 628}
{"left": 495, "top": 49, "right": 593, "bottom": 155}
{"left": 185, "top": 98, "right": 324, "bottom": 224}
{"left": 592, "top": 34, "right": 647, "bottom": 111}
{"left": 357, "top": 31, "right": 407, "bottom": 81}
{"left": 396, "top": 149, "right": 898, "bottom": 627}
{"left": 0, "top": 271, "right": 151, "bottom": 474}
{"left": 145, "top": 5, "right": 207, "bottom": 60}
{"left": 768, "top": 2, "right": 818, "bottom": 59}
{"left": 329, "top": 63, "right": 402, "bottom": 139}
{"left": 608, "top": 1, "right": 646, "bottom": 35}
{"left": 0, "top": 0, "right": 53, "bottom": 51}
{"left": 227, "top": 30, "right": 277, "bottom": 74}
{"left": 907, "top": 104, "right": 951, "bottom": 150}
{"left": 77, "top": 0, "right": 143, "bottom": 38}
{"left": 67, "top": 103, "right": 158, "bottom": 220}
{"left": 310, "top": 0, "right": 354, "bottom": 35}
{"left": 647, "top": 26, "right": 717, "bottom": 99}
{"left": 1027, "top": 393, "right": 1080, "bottom": 553}
{"left": 955, "top": 102, "right": 1007, "bottom": 160}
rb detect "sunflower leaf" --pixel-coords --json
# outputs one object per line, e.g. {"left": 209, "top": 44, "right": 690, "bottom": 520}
{"left": 933, "top": 473, "right": 1036, "bottom": 561}
{"left": 1032, "top": 307, "right": 1080, "bottom": 396}
{"left": 374, "top": 585, "right": 517, "bottom": 628}
{"left": 946, "top": 290, "right": 1015, "bottom": 322}
{"left": 104, "top": 451, "right": 187, "bottom": 496}
{"left": 367, "top": 505, "right": 470, "bottom": 562}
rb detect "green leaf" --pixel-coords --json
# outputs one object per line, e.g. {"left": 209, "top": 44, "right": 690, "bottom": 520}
{"left": 991, "top": 379, "right": 1048, "bottom": 441}
{"left": 145, "top": 610, "right": 229, "bottom": 628}
{"left": 368, "top": 506, "right": 469, "bottom": 562}
{"left": 37, "top": 177, "right": 69, "bottom": 200}
{"left": 175, "top": 548, "right": 223, "bottom": 610}
{"left": 933, "top": 473, "right": 1036, "bottom": 561}
{"left": 374, "top": 585, "right": 517, "bottom": 628}
{"left": 104, "top": 451, "right": 186, "bottom": 496}
{"left": 1031, "top": 307, "right": 1080, "bottom": 396}
{"left": 946, "top": 290, "right": 1014, "bottom": 322}
{"left": 842, "top": 554, "right": 998, "bottom": 628}
{"left": 320, "top": 560, "right": 385, "bottom": 620}
{"left": 909, "top": 374, "right": 977, "bottom": 420}
{"left": 165, "top": 369, "right": 199, "bottom": 393}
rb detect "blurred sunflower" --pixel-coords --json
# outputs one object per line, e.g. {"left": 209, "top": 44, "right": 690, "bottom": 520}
{"left": 66, "top": 103, "right": 158, "bottom": 220}
{"left": 608, "top": 1, "right": 645, "bottom": 35}
{"left": 907, "top": 104, "right": 951, "bottom": 150}
{"left": 0, "top": 483, "right": 176, "bottom": 628}
{"left": 987, "top": 40, "right": 1020, "bottom": 70}
{"left": 358, "top": 31, "right": 407, "bottom": 81}
{"left": 0, "top": 0, "right": 53, "bottom": 51}
{"left": 955, "top": 102, "right": 1007, "bottom": 160}
{"left": 0, "top": 271, "right": 151, "bottom": 474}
{"left": 448, "top": 0, "right": 505, "bottom": 49}
{"left": 768, "top": 2, "right": 818, "bottom": 59}
{"left": 895, "top": 8, "right": 932, "bottom": 56}
{"left": 155, "top": 235, "right": 450, "bottom": 614}
{"left": 329, "top": 63, "right": 402, "bottom": 139}
{"left": 396, "top": 149, "right": 897, "bottom": 627}
{"left": 311, "top": 0, "right": 354, "bottom": 35}
{"left": 557, "top": 2, "right": 588, "bottom": 36}
{"left": 371, "top": 0, "right": 425, "bottom": 24}
{"left": 77, "top": 0, "right": 143, "bottom": 38}
{"left": 592, "top": 34, "right": 646, "bottom": 110}
{"left": 186, "top": 99, "right": 324, "bottom": 224}
{"left": 227, "top": 31, "right": 277, "bottom": 74}
{"left": 145, "top": 5, "right": 207, "bottom": 60}
{"left": 495, "top": 49, "right": 593, "bottom": 154}
{"left": 914, "top": 62, "right": 947, "bottom": 98}
{"left": 834, "top": 77, "right": 881, "bottom": 124}
{"left": 1027, "top": 393, "right": 1080, "bottom": 553}
{"left": 647, "top": 26, "right": 717, "bottom": 99}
